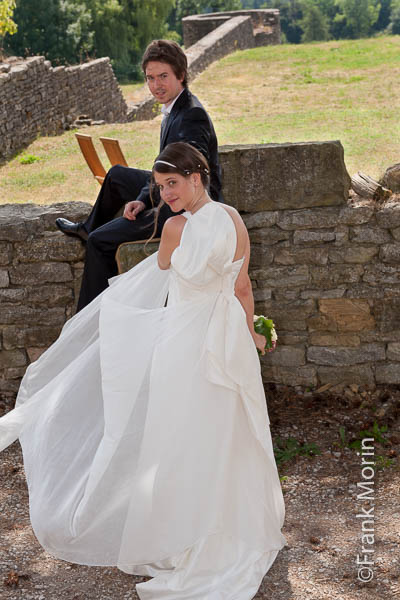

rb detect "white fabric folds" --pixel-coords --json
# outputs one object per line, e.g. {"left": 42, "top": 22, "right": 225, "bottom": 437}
{"left": 0, "top": 201, "right": 286, "bottom": 599}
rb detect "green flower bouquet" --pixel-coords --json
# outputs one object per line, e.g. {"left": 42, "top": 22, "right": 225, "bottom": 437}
{"left": 253, "top": 314, "right": 277, "bottom": 354}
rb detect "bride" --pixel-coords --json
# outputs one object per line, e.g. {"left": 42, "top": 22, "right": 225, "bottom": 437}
{"left": 0, "top": 142, "right": 286, "bottom": 599}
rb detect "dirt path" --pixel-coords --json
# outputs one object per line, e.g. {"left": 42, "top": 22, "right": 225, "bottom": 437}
{"left": 1, "top": 385, "right": 399, "bottom": 599}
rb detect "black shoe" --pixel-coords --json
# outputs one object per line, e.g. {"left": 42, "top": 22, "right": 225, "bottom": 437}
{"left": 56, "top": 218, "right": 88, "bottom": 242}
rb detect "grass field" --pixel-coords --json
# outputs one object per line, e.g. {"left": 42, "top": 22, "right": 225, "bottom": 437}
{"left": 1, "top": 36, "right": 399, "bottom": 205}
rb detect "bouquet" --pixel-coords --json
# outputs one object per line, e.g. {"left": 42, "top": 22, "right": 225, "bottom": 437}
{"left": 253, "top": 314, "right": 277, "bottom": 354}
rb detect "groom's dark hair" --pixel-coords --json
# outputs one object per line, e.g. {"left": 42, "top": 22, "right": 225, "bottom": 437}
{"left": 142, "top": 40, "right": 188, "bottom": 87}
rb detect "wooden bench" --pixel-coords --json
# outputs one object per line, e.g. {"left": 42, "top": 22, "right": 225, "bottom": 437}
{"left": 116, "top": 238, "right": 161, "bottom": 274}
{"left": 75, "top": 133, "right": 129, "bottom": 184}
{"left": 75, "top": 133, "right": 159, "bottom": 273}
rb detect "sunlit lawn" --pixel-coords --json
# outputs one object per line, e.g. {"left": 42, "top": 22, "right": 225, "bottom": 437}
{"left": 1, "top": 36, "right": 399, "bottom": 205}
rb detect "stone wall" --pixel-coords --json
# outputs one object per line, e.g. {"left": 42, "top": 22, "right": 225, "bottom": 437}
{"left": 0, "top": 56, "right": 128, "bottom": 162}
{"left": 2, "top": 141, "right": 400, "bottom": 402}
{"left": 182, "top": 9, "right": 281, "bottom": 48}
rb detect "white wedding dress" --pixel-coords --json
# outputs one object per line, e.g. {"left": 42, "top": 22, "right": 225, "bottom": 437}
{"left": 0, "top": 201, "right": 286, "bottom": 599}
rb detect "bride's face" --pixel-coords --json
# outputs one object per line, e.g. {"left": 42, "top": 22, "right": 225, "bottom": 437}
{"left": 154, "top": 170, "right": 201, "bottom": 212}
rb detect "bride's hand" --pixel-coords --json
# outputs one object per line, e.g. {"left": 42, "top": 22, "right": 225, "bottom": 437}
{"left": 253, "top": 332, "right": 267, "bottom": 355}
{"left": 252, "top": 334, "right": 276, "bottom": 356}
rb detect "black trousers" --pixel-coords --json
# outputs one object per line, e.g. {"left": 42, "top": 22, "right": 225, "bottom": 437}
{"left": 76, "top": 165, "right": 176, "bottom": 312}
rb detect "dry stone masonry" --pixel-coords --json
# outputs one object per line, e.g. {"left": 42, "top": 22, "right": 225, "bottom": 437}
{"left": 0, "top": 56, "right": 128, "bottom": 162}
{"left": 182, "top": 8, "right": 280, "bottom": 48}
{"left": 1, "top": 9, "right": 281, "bottom": 154}
{"left": 1, "top": 141, "right": 400, "bottom": 400}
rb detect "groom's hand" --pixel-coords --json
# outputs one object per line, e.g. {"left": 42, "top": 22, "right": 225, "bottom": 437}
{"left": 123, "top": 200, "right": 146, "bottom": 221}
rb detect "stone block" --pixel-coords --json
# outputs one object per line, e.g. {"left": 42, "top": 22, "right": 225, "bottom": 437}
{"left": 309, "top": 333, "right": 360, "bottom": 347}
{"left": 272, "top": 288, "right": 300, "bottom": 301}
{"left": 243, "top": 211, "right": 279, "bottom": 230}
{"left": 311, "top": 265, "right": 363, "bottom": 287}
{"left": 390, "top": 227, "right": 400, "bottom": 241}
{"left": 9, "top": 262, "right": 73, "bottom": 285}
{"left": 249, "top": 244, "right": 274, "bottom": 268}
{"left": 363, "top": 264, "right": 400, "bottom": 285}
{"left": 319, "top": 298, "right": 375, "bottom": 332}
{"left": 380, "top": 162, "right": 400, "bottom": 192}
{"left": 307, "top": 314, "right": 338, "bottom": 332}
{"left": 27, "top": 347, "right": 47, "bottom": 363}
{"left": 333, "top": 225, "right": 349, "bottom": 245}
{"left": 253, "top": 265, "right": 309, "bottom": 288}
{"left": 380, "top": 244, "right": 400, "bottom": 263}
{"left": 15, "top": 233, "right": 85, "bottom": 262}
{"left": 0, "top": 379, "right": 20, "bottom": 396}
{"left": 0, "top": 218, "right": 32, "bottom": 241}
{"left": 5, "top": 367, "right": 26, "bottom": 379}
{"left": 384, "top": 286, "right": 400, "bottom": 297}
{"left": 376, "top": 363, "right": 400, "bottom": 384}
{"left": 25, "top": 285, "right": 74, "bottom": 306}
{"left": 338, "top": 204, "right": 374, "bottom": 225}
{"left": 265, "top": 300, "right": 314, "bottom": 332}
{"left": 219, "top": 141, "right": 350, "bottom": 212}
{"left": 262, "top": 345, "right": 305, "bottom": 367}
{"left": 350, "top": 226, "right": 392, "bottom": 244}
{"left": 344, "top": 285, "right": 384, "bottom": 299}
{"left": 372, "top": 299, "right": 400, "bottom": 333}
{"left": 0, "top": 349, "right": 27, "bottom": 368}
{"left": 274, "top": 247, "right": 328, "bottom": 266}
{"left": 261, "top": 365, "right": 317, "bottom": 387}
{"left": 3, "top": 325, "right": 62, "bottom": 350}
{"left": 376, "top": 202, "right": 400, "bottom": 228}
{"left": 0, "top": 269, "right": 9, "bottom": 287}
{"left": 301, "top": 288, "right": 345, "bottom": 299}
{"left": 277, "top": 207, "right": 340, "bottom": 231}
{"left": 293, "top": 230, "right": 335, "bottom": 244}
{"left": 0, "top": 305, "right": 65, "bottom": 326}
{"left": 0, "top": 241, "right": 11, "bottom": 265}
{"left": 0, "top": 288, "right": 25, "bottom": 302}
{"left": 253, "top": 288, "right": 272, "bottom": 302}
{"left": 307, "top": 343, "right": 385, "bottom": 366}
{"left": 387, "top": 343, "right": 400, "bottom": 361}
{"left": 329, "top": 246, "right": 378, "bottom": 264}
{"left": 249, "top": 228, "right": 290, "bottom": 245}
{"left": 317, "top": 364, "right": 375, "bottom": 386}
{"left": 277, "top": 333, "right": 308, "bottom": 345}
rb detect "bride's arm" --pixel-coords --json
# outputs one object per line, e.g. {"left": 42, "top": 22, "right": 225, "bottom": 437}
{"left": 157, "top": 215, "right": 187, "bottom": 270}
{"left": 234, "top": 233, "right": 269, "bottom": 356}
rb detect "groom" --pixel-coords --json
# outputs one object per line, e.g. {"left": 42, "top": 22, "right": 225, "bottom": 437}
{"left": 56, "top": 39, "right": 223, "bottom": 311}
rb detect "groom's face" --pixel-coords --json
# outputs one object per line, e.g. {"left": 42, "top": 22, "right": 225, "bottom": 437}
{"left": 145, "top": 61, "right": 184, "bottom": 107}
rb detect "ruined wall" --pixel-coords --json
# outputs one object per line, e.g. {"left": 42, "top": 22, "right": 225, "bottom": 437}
{"left": 0, "top": 56, "right": 128, "bottom": 162}
{"left": 1, "top": 141, "right": 400, "bottom": 401}
{"left": 182, "top": 9, "right": 281, "bottom": 48}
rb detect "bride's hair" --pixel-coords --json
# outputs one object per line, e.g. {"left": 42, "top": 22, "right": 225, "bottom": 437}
{"left": 145, "top": 142, "right": 211, "bottom": 250}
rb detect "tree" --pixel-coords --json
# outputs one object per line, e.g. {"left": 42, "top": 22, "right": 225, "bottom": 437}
{"left": 261, "top": 0, "right": 305, "bottom": 44}
{"left": 5, "top": 0, "right": 94, "bottom": 63}
{"left": 5, "top": 0, "right": 177, "bottom": 81}
{"left": 388, "top": 0, "right": 400, "bottom": 33}
{"left": 372, "top": 0, "right": 392, "bottom": 31}
{"left": 334, "top": 0, "right": 381, "bottom": 38}
{"left": 300, "top": 2, "right": 330, "bottom": 41}
{"left": 0, "top": 0, "right": 17, "bottom": 46}
{"left": 89, "top": 0, "right": 176, "bottom": 81}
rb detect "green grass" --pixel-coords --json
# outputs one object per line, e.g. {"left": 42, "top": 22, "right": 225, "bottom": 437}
{"left": 1, "top": 36, "right": 399, "bottom": 205}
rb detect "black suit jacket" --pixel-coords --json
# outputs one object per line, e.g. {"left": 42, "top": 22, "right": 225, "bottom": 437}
{"left": 136, "top": 88, "right": 223, "bottom": 209}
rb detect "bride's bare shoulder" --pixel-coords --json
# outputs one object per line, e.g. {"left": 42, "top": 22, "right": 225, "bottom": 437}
{"left": 217, "top": 203, "right": 245, "bottom": 229}
{"left": 162, "top": 214, "right": 187, "bottom": 237}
